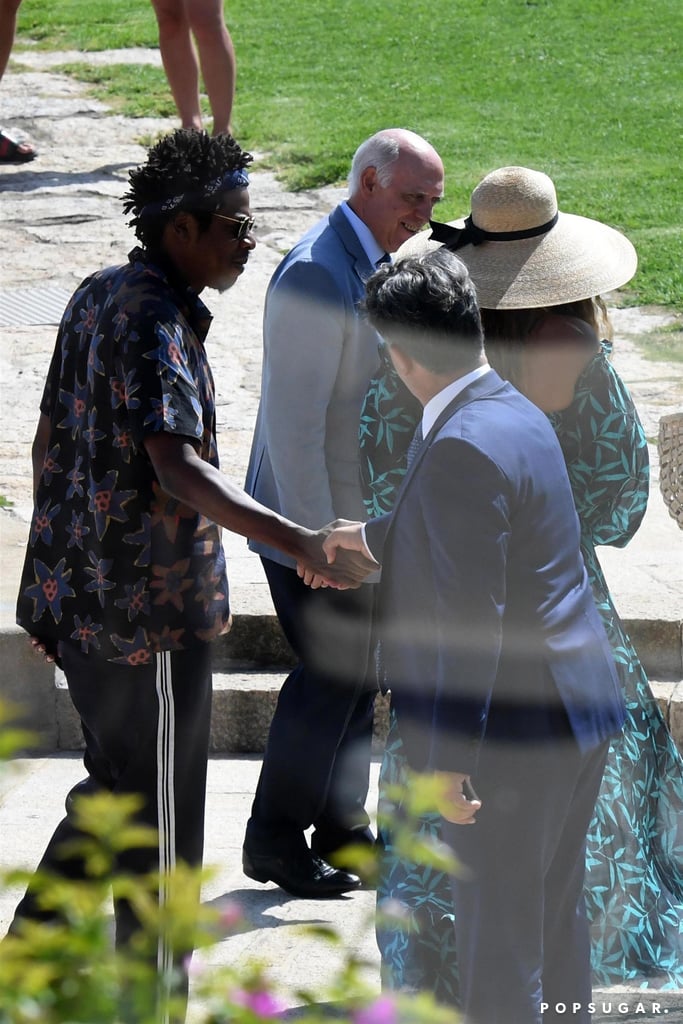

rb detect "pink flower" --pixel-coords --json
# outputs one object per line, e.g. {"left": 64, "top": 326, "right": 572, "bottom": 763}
{"left": 231, "top": 987, "right": 286, "bottom": 1018}
{"left": 354, "top": 995, "right": 398, "bottom": 1024}
{"left": 183, "top": 954, "right": 206, "bottom": 978}
{"left": 218, "top": 900, "right": 244, "bottom": 931}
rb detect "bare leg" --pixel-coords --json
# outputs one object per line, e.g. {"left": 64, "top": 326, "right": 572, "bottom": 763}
{"left": 0, "top": 0, "right": 24, "bottom": 81}
{"left": 186, "top": 0, "right": 236, "bottom": 135}
{"left": 150, "top": 0, "right": 203, "bottom": 131}
{"left": 0, "top": 0, "right": 37, "bottom": 161}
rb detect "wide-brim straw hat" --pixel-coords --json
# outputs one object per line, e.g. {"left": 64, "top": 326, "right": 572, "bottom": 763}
{"left": 396, "top": 165, "right": 637, "bottom": 309}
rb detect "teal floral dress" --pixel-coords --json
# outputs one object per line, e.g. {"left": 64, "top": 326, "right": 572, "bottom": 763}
{"left": 360, "top": 342, "right": 683, "bottom": 1000}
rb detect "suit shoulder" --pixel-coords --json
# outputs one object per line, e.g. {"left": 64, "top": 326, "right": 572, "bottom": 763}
{"left": 436, "top": 391, "right": 561, "bottom": 468}
{"left": 460, "top": 385, "right": 557, "bottom": 435}
{"left": 269, "top": 226, "right": 357, "bottom": 306}
{"left": 277, "top": 208, "right": 347, "bottom": 264}
{"left": 428, "top": 430, "right": 507, "bottom": 483}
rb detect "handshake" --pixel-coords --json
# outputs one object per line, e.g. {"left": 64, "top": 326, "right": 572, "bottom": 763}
{"left": 296, "top": 519, "right": 380, "bottom": 590}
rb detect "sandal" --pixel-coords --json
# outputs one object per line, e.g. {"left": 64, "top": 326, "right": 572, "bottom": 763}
{"left": 0, "top": 129, "right": 37, "bottom": 164}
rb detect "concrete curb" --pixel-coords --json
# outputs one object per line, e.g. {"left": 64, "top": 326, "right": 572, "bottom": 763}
{"left": 2, "top": 614, "right": 681, "bottom": 755}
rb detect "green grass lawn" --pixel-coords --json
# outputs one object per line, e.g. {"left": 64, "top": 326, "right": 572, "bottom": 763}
{"left": 15, "top": 0, "right": 683, "bottom": 308}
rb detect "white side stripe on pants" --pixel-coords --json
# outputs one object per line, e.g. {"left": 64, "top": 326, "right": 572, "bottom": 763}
{"left": 156, "top": 651, "right": 177, "bottom": 1022}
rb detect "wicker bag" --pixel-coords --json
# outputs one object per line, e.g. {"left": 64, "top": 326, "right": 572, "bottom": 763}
{"left": 658, "top": 412, "right": 683, "bottom": 529}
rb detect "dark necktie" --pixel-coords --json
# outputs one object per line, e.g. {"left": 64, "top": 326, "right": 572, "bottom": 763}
{"left": 376, "top": 252, "right": 391, "bottom": 268}
{"left": 406, "top": 421, "right": 424, "bottom": 468}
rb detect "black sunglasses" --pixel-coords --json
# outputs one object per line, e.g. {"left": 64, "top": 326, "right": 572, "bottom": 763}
{"left": 212, "top": 212, "right": 256, "bottom": 240}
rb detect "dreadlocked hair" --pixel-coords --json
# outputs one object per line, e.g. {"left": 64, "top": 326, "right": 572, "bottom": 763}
{"left": 122, "top": 129, "right": 253, "bottom": 249}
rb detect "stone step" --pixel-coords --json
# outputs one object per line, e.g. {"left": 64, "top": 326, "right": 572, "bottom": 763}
{"left": 212, "top": 614, "right": 683, "bottom": 680}
{"left": 2, "top": 614, "right": 681, "bottom": 754}
{"left": 18, "top": 666, "right": 683, "bottom": 757}
{"left": 50, "top": 665, "right": 393, "bottom": 755}
{"left": 212, "top": 668, "right": 393, "bottom": 756}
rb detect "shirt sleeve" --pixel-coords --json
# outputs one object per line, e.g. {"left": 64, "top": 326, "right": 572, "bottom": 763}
{"left": 117, "top": 307, "right": 205, "bottom": 450}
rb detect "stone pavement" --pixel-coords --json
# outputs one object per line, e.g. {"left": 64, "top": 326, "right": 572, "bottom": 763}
{"left": 1, "top": 50, "right": 683, "bottom": 1022}
{"left": 2, "top": 755, "right": 683, "bottom": 1022}
{"left": 0, "top": 753, "right": 383, "bottom": 1021}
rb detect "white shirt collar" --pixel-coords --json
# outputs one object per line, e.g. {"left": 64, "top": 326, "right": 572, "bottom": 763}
{"left": 422, "top": 364, "right": 492, "bottom": 437}
{"left": 340, "top": 201, "right": 387, "bottom": 268}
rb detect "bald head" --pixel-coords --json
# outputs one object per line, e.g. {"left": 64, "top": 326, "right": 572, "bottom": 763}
{"left": 347, "top": 128, "right": 445, "bottom": 255}
{"left": 348, "top": 128, "right": 441, "bottom": 195}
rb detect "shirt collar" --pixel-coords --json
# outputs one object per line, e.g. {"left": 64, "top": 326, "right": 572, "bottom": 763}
{"left": 422, "top": 364, "right": 492, "bottom": 437}
{"left": 340, "top": 201, "right": 387, "bottom": 268}
{"left": 129, "top": 246, "right": 213, "bottom": 342}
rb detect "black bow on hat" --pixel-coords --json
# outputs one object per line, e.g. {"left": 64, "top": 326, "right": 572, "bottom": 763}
{"left": 428, "top": 212, "right": 560, "bottom": 251}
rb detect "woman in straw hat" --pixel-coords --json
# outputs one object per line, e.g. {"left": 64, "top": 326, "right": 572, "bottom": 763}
{"left": 364, "top": 166, "right": 683, "bottom": 1000}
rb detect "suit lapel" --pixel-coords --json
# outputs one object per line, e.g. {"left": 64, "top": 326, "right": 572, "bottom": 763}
{"left": 388, "top": 370, "right": 508, "bottom": 523}
{"left": 329, "top": 205, "right": 376, "bottom": 284}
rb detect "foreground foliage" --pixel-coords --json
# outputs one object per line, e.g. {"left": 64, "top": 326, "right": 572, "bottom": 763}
{"left": 0, "top": 703, "right": 459, "bottom": 1022}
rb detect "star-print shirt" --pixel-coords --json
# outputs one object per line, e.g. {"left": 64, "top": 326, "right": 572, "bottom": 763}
{"left": 16, "top": 247, "right": 231, "bottom": 666}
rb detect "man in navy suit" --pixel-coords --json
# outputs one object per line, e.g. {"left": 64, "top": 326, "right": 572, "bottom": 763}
{"left": 322, "top": 249, "right": 626, "bottom": 1022}
{"left": 243, "top": 129, "right": 444, "bottom": 897}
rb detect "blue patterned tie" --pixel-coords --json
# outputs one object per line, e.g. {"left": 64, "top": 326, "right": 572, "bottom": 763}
{"left": 406, "top": 421, "right": 424, "bottom": 467}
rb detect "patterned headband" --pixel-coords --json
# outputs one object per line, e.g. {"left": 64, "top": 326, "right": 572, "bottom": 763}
{"left": 138, "top": 168, "right": 250, "bottom": 219}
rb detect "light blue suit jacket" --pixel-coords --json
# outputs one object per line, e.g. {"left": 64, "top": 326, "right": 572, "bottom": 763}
{"left": 246, "top": 205, "right": 382, "bottom": 567}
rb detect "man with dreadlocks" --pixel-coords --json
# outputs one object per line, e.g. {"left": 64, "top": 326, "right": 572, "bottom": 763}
{"left": 10, "top": 129, "right": 372, "bottom": 1021}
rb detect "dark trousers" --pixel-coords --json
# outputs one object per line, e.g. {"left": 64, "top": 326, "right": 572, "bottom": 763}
{"left": 444, "top": 735, "right": 609, "bottom": 1024}
{"left": 11, "top": 641, "right": 213, "bottom": 1022}
{"left": 245, "top": 558, "right": 377, "bottom": 855}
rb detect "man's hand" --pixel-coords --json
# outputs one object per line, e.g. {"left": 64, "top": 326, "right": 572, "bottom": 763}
{"left": 296, "top": 524, "right": 378, "bottom": 589}
{"left": 142, "top": 435, "right": 374, "bottom": 584}
{"left": 28, "top": 635, "right": 58, "bottom": 665}
{"left": 434, "top": 771, "right": 482, "bottom": 825}
{"left": 321, "top": 519, "right": 380, "bottom": 570}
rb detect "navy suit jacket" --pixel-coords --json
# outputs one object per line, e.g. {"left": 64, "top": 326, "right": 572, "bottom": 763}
{"left": 365, "top": 370, "right": 625, "bottom": 775}
{"left": 246, "top": 204, "right": 382, "bottom": 568}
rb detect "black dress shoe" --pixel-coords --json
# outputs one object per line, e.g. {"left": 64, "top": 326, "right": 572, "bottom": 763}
{"left": 310, "top": 829, "right": 377, "bottom": 887}
{"left": 242, "top": 846, "right": 362, "bottom": 898}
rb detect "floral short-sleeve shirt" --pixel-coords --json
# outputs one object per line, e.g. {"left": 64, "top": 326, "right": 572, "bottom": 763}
{"left": 16, "top": 247, "right": 231, "bottom": 666}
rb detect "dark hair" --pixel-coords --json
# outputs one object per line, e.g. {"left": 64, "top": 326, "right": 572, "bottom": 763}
{"left": 122, "top": 128, "right": 253, "bottom": 249}
{"left": 482, "top": 297, "right": 610, "bottom": 386}
{"left": 364, "top": 248, "right": 484, "bottom": 375}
